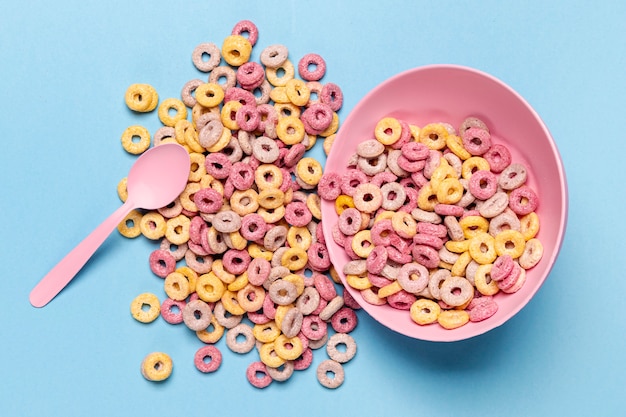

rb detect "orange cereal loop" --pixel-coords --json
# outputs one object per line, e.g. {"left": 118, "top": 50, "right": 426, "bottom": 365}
{"left": 254, "top": 164, "right": 283, "bottom": 189}
{"left": 409, "top": 124, "right": 421, "bottom": 141}
{"left": 285, "top": 78, "right": 310, "bottom": 107}
{"left": 176, "top": 266, "right": 198, "bottom": 293}
{"left": 221, "top": 35, "right": 252, "bottom": 67}
{"left": 334, "top": 195, "right": 354, "bottom": 215}
{"left": 117, "top": 177, "right": 128, "bottom": 202}
{"left": 125, "top": 83, "right": 158, "bottom": 112}
{"left": 346, "top": 273, "right": 372, "bottom": 290}
{"left": 117, "top": 209, "right": 142, "bottom": 238}
{"left": 195, "top": 82, "right": 225, "bottom": 108}
{"left": 221, "top": 100, "right": 242, "bottom": 131}
{"left": 130, "top": 292, "right": 161, "bottom": 323}
{"left": 221, "top": 290, "right": 246, "bottom": 316}
{"left": 306, "top": 193, "right": 322, "bottom": 220}
{"left": 141, "top": 352, "right": 173, "bottom": 382}
{"left": 520, "top": 212, "right": 540, "bottom": 240}
{"left": 158, "top": 98, "right": 188, "bottom": 127}
{"left": 419, "top": 123, "right": 449, "bottom": 150}
{"left": 121, "top": 125, "right": 151, "bottom": 155}
{"left": 374, "top": 117, "right": 402, "bottom": 145}
{"left": 266, "top": 59, "right": 295, "bottom": 87}
{"left": 139, "top": 212, "right": 167, "bottom": 240}
{"left": 274, "top": 102, "right": 301, "bottom": 119}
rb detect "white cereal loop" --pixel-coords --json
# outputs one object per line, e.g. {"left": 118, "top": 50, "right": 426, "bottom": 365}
{"left": 519, "top": 238, "right": 544, "bottom": 269}
{"left": 192, "top": 42, "right": 221, "bottom": 72}
{"left": 356, "top": 139, "right": 385, "bottom": 158}
{"left": 226, "top": 323, "right": 256, "bottom": 354}
{"left": 260, "top": 44, "right": 289, "bottom": 68}
{"left": 317, "top": 359, "right": 345, "bottom": 389}
{"left": 266, "top": 360, "right": 295, "bottom": 382}
{"left": 326, "top": 333, "right": 357, "bottom": 364}
{"left": 296, "top": 286, "right": 321, "bottom": 315}
{"left": 319, "top": 296, "right": 344, "bottom": 321}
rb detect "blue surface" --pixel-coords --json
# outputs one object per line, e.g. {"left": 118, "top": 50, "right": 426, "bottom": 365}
{"left": 1, "top": 1, "right": 625, "bottom": 416}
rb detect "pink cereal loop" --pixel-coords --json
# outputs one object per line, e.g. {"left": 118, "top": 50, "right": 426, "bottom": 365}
{"left": 236, "top": 61, "right": 265, "bottom": 90}
{"left": 194, "top": 345, "right": 223, "bottom": 373}
{"left": 468, "top": 170, "right": 498, "bottom": 200}
{"left": 462, "top": 127, "right": 492, "bottom": 156}
{"left": 314, "top": 273, "right": 337, "bottom": 301}
{"left": 231, "top": 20, "right": 259, "bottom": 46}
{"left": 160, "top": 298, "right": 186, "bottom": 324}
{"left": 320, "top": 82, "right": 343, "bottom": 112}
{"left": 298, "top": 53, "right": 327, "bottom": 81}
{"left": 330, "top": 307, "right": 358, "bottom": 333}
{"left": 508, "top": 185, "right": 539, "bottom": 216}
{"left": 246, "top": 361, "right": 272, "bottom": 389}
{"left": 149, "top": 249, "right": 176, "bottom": 278}
{"left": 483, "top": 143, "right": 512, "bottom": 173}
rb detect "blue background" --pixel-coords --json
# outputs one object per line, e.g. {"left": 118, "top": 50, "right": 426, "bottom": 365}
{"left": 2, "top": 1, "right": 625, "bottom": 416}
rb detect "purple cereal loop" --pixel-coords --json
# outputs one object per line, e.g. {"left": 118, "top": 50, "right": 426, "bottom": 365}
{"left": 508, "top": 185, "right": 539, "bottom": 216}
{"left": 213, "top": 210, "right": 242, "bottom": 233}
{"left": 149, "top": 249, "right": 176, "bottom": 278}
{"left": 386, "top": 149, "right": 409, "bottom": 177}
{"left": 181, "top": 79, "right": 204, "bottom": 108}
{"left": 411, "top": 244, "right": 440, "bottom": 269}
{"left": 247, "top": 257, "right": 271, "bottom": 286}
{"left": 260, "top": 44, "right": 289, "bottom": 68}
{"left": 236, "top": 61, "right": 265, "bottom": 90}
{"left": 160, "top": 238, "right": 187, "bottom": 260}
{"left": 387, "top": 290, "right": 417, "bottom": 310}
{"left": 480, "top": 191, "right": 510, "bottom": 219}
{"left": 462, "top": 127, "right": 492, "bottom": 156}
{"left": 428, "top": 269, "right": 451, "bottom": 300}
{"left": 264, "top": 226, "right": 288, "bottom": 252}
{"left": 320, "top": 82, "right": 343, "bottom": 111}
{"left": 401, "top": 141, "right": 429, "bottom": 161}
{"left": 338, "top": 208, "right": 362, "bottom": 236}
{"left": 469, "top": 170, "right": 498, "bottom": 200}
{"left": 192, "top": 42, "right": 221, "bottom": 72}
{"left": 357, "top": 139, "right": 385, "bottom": 159}
{"left": 307, "top": 242, "right": 331, "bottom": 271}
{"left": 231, "top": 20, "right": 259, "bottom": 46}
{"left": 357, "top": 154, "right": 387, "bottom": 176}
{"left": 298, "top": 53, "right": 326, "bottom": 81}
{"left": 160, "top": 297, "right": 186, "bottom": 324}
{"left": 440, "top": 276, "right": 474, "bottom": 307}
{"left": 251, "top": 136, "right": 280, "bottom": 164}
{"left": 235, "top": 105, "right": 260, "bottom": 132}
{"left": 488, "top": 208, "right": 521, "bottom": 235}
{"left": 397, "top": 262, "right": 429, "bottom": 294}
{"left": 484, "top": 143, "right": 512, "bottom": 173}
{"left": 183, "top": 299, "right": 213, "bottom": 331}
{"left": 285, "top": 201, "right": 312, "bottom": 227}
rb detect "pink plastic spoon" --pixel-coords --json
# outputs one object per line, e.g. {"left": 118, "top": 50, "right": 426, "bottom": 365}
{"left": 29, "top": 143, "right": 191, "bottom": 308}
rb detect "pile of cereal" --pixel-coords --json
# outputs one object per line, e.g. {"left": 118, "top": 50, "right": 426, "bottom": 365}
{"left": 319, "top": 117, "right": 543, "bottom": 330}
{"left": 120, "top": 20, "right": 357, "bottom": 388}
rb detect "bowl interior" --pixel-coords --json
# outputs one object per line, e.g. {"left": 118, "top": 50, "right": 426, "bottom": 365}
{"left": 321, "top": 64, "right": 568, "bottom": 342}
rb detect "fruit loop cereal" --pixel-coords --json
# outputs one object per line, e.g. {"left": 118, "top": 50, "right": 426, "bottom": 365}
{"left": 118, "top": 21, "right": 359, "bottom": 388}
{"left": 320, "top": 116, "right": 544, "bottom": 331}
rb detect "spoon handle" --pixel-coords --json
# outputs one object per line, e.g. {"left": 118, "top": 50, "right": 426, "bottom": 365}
{"left": 29, "top": 201, "right": 135, "bottom": 308}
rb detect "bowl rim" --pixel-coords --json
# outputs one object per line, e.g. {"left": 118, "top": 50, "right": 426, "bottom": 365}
{"left": 323, "top": 63, "right": 569, "bottom": 342}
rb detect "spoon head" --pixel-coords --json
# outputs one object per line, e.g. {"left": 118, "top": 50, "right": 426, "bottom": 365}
{"left": 126, "top": 143, "right": 190, "bottom": 210}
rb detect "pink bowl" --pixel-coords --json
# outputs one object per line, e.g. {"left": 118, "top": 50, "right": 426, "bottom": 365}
{"left": 321, "top": 64, "right": 568, "bottom": 342}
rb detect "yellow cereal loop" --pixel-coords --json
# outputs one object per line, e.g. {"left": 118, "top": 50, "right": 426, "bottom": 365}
{"left": 417, "top": 183, "right": 438, "bottom": 211}
{"left": 446, "top": 134, "right": 472, "bottom": 160}
{"left": 468, "top": 232, "right": 497, "bottom": 264}
{"left": 125, "top": 83, "right": 158, "bottom": 112}
{"left": 258, "top": 188, "right": 285, "bottom": 209}
{"left": 274, "top": 102, "right": 301, "bottom": 119}
{"left": 247, "top": 243, "right": 274, "bottom": 261}
{"left": 351, "top": 230, "right": 374, "bottom": 258}
{"left": 257, "top": 206, "right": 285, "bottom": 223}
{"left": 196, "top": 272, "right": 226, "bottom": 303}
{"left": 306, "top": 193, "right": 322, "bottom": 220}
{"left": 253, "top": 321, "right": 281, "bottom": 343}
{"left": 221, "top": 290, "right": 246, "bottom": 316}
{"left": 274, "top": 334, "right": 303, "bottom": 361}
{"left": 437, "top": 309, "right": 470, "bottom": 330}
{"left": 141, "top": 352, "right": 173, "bottom": 382}
{"left": 375, "top": 210, "right": 395, "bottom": 222}
{"left": 391, "top": 211, "right": 417, "bottom": 238}
{"left": 378, "top": 280, "right": 403, "bottom": 299}
{"left": 346, "top": 274, "right": 372, "bottom": 290}
{"left": 196, "top": 316, "right": 225, "bottom": 344}
{"left": 117, "top": 177, "right": 128, "bottom": 202}
{"left": 221, "top": 100, "right": 242, "bottom": 131}
{"left": 139, "top": 212, "right": 167, "bottom": 240}
{"left": 183, "top": 124, "right": 205, "bottom": 153}
{"left": 285, "top": 78, "right": 310, "bottom": 107}
{"left": 188, "top": 152, "right": 206, "bottom": 182}
{"left": 283, "top": 273, "right": 305, "bottom": 296}
{"left": 195, "top": 82, "right": 225, "bottom": 108}
{"left": 117, "top": 209, "right": 143, "bottom": 238}
{"left": 520, "top": 212, "right": 540, "bottom": 240}
{"left": 430, "top": 164, "right": 459, "bottom": 192}
{"left": 212, "top": 259, "right": 236, "bottom": 284}
{"left": 461, "top": 156, "right": 490, "bottom": 179}
{"left": 494, "top": 229, "right": 526, "bottom": 258}
{"left": 179, "top": 182, "right": 201, "bottom": 213}
{"left": 222, "top": 35, "right": 252, "bottom": 67}
{"left": 174, "top": 119, "right": 194, "bottom": 145}
{"left": 409, "top": 124, "right": 421, "bottom": 141}
{"left": 419, "top": 123, "right": 449, "bottom": 150}
{"left": 269, "top": 86, "right": 290, "bottom": 104}
{"left": 436, "top": 177, "right": 464, "bottom": 204}
{"left": 459, "top": 215, "right": 490, "bottom": 239}
{"left": 259, "top": 342, "right": 286, "bottom": 368}
{"left": 335, "top": 195, "right": 354, "bottom": 215}
{"left": 165, "top": 214, "right": 191, "bottom": 245}
{"left": 319, "top": 112, "right": 340, "bottom": 137}
{"left": 410, "top": 298, "right": 441, "bottom": 325}
{"left": 130, "top": 292, "right": 161, "bottom": 323}
{"left": 296, "top": 157, "right": 323, "bottom": 186}
{"left": 474, "top": 264, "right": 500, "bottom": 296}
{"left": 445, "top": 239, "right": 471, "bottom": 253}
{"left": 451, "top": 251, "right": 472, "bottom": 277}
{"left": 274, "top": 304, "right": 294, "bottom": 330}
{"left": 158, "top": 98, "right": 188, "bottom": 127}
{"left": 255, "top": 164, "right": 283, "bottom": 189}
{"left": 227, "top": 272, "right": 249, "bottom": 292}
{"left": 175, "top": 266, "right": 198, "bottom": 293}
{"left": 266, "top": 59, "right": 295, "bottom": 87}
{"left": 374, "top": 117, "right": 402, "bottom": 145}
{"left": 200, "top": 173, "right": 225, "bottom": 194}
{"left": 287, "top": 226, "right": 312, "bottom": 251}
{"left": 230, "top": 189, "right": 260, "bottom": 216}
{"left": 277, "top": 115, "right": 305, "bottom": 145}
{"left": 121, "top": 125, "right": 151, "bottom": 155}
{"left": 281, "top": 247, "right": 308, "bottom": 271}
{"left": 304, "top": 134, "right": 318, "bottom": 150}
{"left": 323, "top": 134, "right": 336, "bottom": 156}
{"left": 206, "top": 126, "right": 232, "bottom": 153}
{"left": 164, "top": 271, "right": 191, "bottom": 301}
{"left": 228, "top": 231, "right": 248, "bottom": 250}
